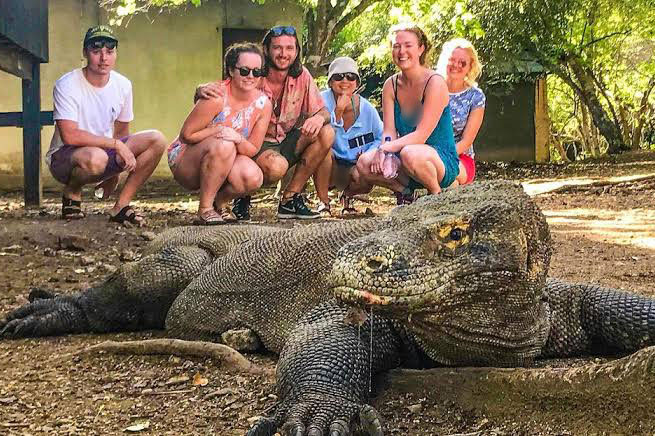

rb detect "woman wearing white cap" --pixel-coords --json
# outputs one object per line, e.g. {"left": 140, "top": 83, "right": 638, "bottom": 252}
{"left": 312, "top": 56, "right": 384, "bottom": 215}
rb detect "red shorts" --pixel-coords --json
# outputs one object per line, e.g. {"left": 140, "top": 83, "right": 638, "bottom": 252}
{"left": 459, "top": 154, "right": 476, "bottom": 185}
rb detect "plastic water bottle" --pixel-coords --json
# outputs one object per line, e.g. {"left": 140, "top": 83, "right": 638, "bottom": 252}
{"left": 94, "top": 186, "right": 104, "bottom": 199}
{"left": 381, "top": 136, "right": 400, "bottom": 179}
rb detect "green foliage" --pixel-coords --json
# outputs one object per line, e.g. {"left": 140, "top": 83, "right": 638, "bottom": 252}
{"left": 101, "top": 0, "right": 655, "bottom": 153}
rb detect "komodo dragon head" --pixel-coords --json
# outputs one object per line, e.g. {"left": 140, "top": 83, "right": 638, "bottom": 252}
{"left": 332, "top": 181, "right": 553, "bottom": 366}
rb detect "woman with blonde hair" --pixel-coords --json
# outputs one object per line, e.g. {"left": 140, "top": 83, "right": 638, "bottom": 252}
{"left": 435, "top": 38, "right": 485, "bottom": 185}
{"left": 356, "top": 24, "right": 459, "bottom": 203}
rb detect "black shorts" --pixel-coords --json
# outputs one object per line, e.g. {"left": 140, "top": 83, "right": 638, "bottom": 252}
{"left": 253, "top": 128, "right": 302, "bottom": 166}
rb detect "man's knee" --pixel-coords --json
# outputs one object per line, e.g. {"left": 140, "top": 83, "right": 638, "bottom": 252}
{"left": 147, "top": 130, "right": 167, "bottom": 154}
{"left": 259, "top": 155, "right": 288, "bottom": 184}
{"left": 77, "top": 151, "right": 108, "bottom": 176}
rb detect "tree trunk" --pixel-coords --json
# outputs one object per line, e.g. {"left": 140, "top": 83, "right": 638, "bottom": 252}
{"left": 579, "top": 103, "right": 600, "bottom": 158}
{"left": 302, "top": 0, "right": 384, "bottom": 76}
{"left": 632, "top": 75, "right": 655, "bottom": 149}
{"left": 557, "top": 59, "right": 627, "bottom": 154}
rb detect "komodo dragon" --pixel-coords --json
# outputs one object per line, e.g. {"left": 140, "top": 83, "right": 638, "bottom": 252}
{"left": 2, "top": 180, "right": 655, "bottom": 435}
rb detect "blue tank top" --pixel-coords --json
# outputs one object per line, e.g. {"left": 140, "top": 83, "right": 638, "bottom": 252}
{"left": 393, "top": 74, "right": 459, "bottom": 188}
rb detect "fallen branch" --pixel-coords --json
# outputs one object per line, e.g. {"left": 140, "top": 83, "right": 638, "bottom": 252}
{"left": 76, "top": 339, "right": 274, "bottom": 377}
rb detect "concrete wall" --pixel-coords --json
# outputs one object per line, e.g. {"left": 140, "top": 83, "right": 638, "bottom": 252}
{"left": 0, "top": 0, "right": 302, "bottom": 190}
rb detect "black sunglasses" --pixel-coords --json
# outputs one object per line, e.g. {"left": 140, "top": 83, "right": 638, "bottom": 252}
{"left": 235, "top": 66, "right": 263, "bottom": 78}
{"left": 270, "top": 26, "right": 297, "bottom": 36}
{"left": 332, "top": 72, "right": 359, "bottom": 82}
{"left": 86, "top": 39, "right": 117, "bottom": 50}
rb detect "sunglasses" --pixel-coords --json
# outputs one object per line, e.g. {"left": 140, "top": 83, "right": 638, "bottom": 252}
{"left": 449, "top": 59, "right": 468, "bottom": 68}
{"left": 235, "top": 66, "right": 263, "bottom": 78}
{"left": 86, "top": 39, "right": 117, "bottom": 50}
{"left": 332, "top": 72, "right": 359, "bottom": 82}
{"left": 270, "top": 26, "right": 297, "bottom": 36}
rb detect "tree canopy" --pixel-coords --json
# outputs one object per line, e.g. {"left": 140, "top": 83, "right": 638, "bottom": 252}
{"left": 102, "top": 0, "right": 655, "bottom": 157}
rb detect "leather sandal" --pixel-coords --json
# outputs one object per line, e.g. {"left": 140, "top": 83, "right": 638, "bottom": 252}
{"left": 215, "top": 207, "right": 237, "bottom": 223}
{"left": 109, "top": 205, "right": 145, "bottom": 226}
{"left": 61, "top": 196, "right": 85, "bottom": 220}
{"left": 195, "top": 208, "right": 224, "bottom": 226}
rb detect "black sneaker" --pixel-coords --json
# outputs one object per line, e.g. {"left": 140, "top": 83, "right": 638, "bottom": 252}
{"left": 232, "top": 196, "right": 251, "bottom": 221}
{"left": 278, "top": 194, "right": 320, "bottom": 220}
{"left": 394, "top": 190, "right": 415, "bottom": 206}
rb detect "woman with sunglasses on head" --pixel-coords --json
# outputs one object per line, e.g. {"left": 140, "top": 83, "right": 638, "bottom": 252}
{"left": 168, "top": 42, "right": 272, "bottom": 225}
{"left": 313, "top": 57, "right": 383, "bottom": 215}
{"left": 356, "top": 24, "right": 459, "bottom": 203}
{"left": 436, "top": 38, "right": 485, "bottom": 185}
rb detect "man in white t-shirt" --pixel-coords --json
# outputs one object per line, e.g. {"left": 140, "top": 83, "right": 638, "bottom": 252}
{"left": 47, "top": 25, "right": 166, "bottom": 224}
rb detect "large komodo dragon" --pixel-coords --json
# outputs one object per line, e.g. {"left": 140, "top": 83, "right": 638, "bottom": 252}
{"left": 2, "top": 180, "right": 655, "bottom": 435}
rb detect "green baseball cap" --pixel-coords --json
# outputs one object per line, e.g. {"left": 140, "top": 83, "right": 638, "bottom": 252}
{"left": 83, "top": 25, "right": 118, "bottom": 47}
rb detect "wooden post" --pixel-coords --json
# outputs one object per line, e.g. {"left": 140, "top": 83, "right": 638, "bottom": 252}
{"left": 22, "top": 62, "right": 43, "bottom": 207}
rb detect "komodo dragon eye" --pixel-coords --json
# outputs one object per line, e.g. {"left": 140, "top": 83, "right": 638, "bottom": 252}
{"left": 449, "top": 228, "right": 464, "bottom": 241}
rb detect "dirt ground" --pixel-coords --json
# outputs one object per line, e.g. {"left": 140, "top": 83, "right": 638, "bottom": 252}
{"left": 1, "top": 150, "right": 655, "bottom": 435}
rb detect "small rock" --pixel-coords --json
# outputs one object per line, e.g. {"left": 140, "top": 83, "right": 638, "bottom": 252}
{"left": 43, "top": 247, "right": 57, "bottom": 257}
{"left": 221, "top": 328, "right": 262, "bottom": 352}
{"left": 407, "top": 404, "right": 422, "bottom": 413}
{"left": 2, "top": 244, "right": 21, "bottom": 252}
{"left": 58, "top": 234, "right": 89, "bottom": 251}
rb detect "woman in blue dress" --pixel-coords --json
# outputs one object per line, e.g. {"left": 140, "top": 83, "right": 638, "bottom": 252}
{"left": 356, "top": 24, "right": 459, "bottom": 204}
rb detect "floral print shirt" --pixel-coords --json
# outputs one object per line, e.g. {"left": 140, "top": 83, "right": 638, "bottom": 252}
{"left": 449, "top": 86, "right": 485, "bottom": 157}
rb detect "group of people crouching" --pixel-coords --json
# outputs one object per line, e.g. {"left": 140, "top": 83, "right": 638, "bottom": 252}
{"left": 47, "top": 24, "right": 484, "bottom": 225}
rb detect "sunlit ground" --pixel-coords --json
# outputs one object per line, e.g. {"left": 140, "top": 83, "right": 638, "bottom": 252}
{"left": 522, "top": 173, "right": 655, "bottom": 196}
{"left": 541, "top": 207, "right": 655, "bottom": 251}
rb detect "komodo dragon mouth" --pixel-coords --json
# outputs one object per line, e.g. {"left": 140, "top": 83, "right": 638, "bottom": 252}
{"left": 332, "top": 268, "right": 520, "bottom": 312}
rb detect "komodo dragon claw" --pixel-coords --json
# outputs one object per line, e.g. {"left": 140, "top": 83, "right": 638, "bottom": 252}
{"left": 0, "top": 296, "right": 88, "bottom": 338}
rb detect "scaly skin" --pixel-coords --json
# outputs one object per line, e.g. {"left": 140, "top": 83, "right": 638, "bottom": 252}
{"left": 2, "top": 181, "right": 655, "bottom": 436}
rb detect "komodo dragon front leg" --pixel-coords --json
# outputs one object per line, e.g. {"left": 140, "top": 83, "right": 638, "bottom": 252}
{"left": 0, "top": 225, "right": 283, "bottom": 339}
{"left": 248, "top": 301, "right": 405, "bottom": 436}
{"left": 0, "top": 245, "right": 212, "bottom": 337}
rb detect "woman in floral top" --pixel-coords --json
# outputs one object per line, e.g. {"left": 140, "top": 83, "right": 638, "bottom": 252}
{"left": 436, "top": 38, "right": 485, "bottom": 185}
{"left": 168, "top": 42, "right": 272, "bottom": 224}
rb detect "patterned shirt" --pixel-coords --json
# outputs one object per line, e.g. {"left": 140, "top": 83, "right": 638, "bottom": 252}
{"left": 261, "top": 67, "right": 325, "bottom": 143}
{"left": 168, "top": 79, "right": 269, "bottom": 169}
{"left": 449, "top": 86, "right": 485, "bottom": 157}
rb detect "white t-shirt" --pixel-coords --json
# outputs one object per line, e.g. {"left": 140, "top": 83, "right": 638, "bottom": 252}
{"left": 46, "top": 68, "right": 134, "bottom": 165}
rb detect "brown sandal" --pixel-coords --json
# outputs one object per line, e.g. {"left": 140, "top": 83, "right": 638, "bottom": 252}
{"left": 215, "top": 207, "right": 237, "bottom": 223}
{"left": 195, "top": 209, "right": 224, "bottom": 226}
